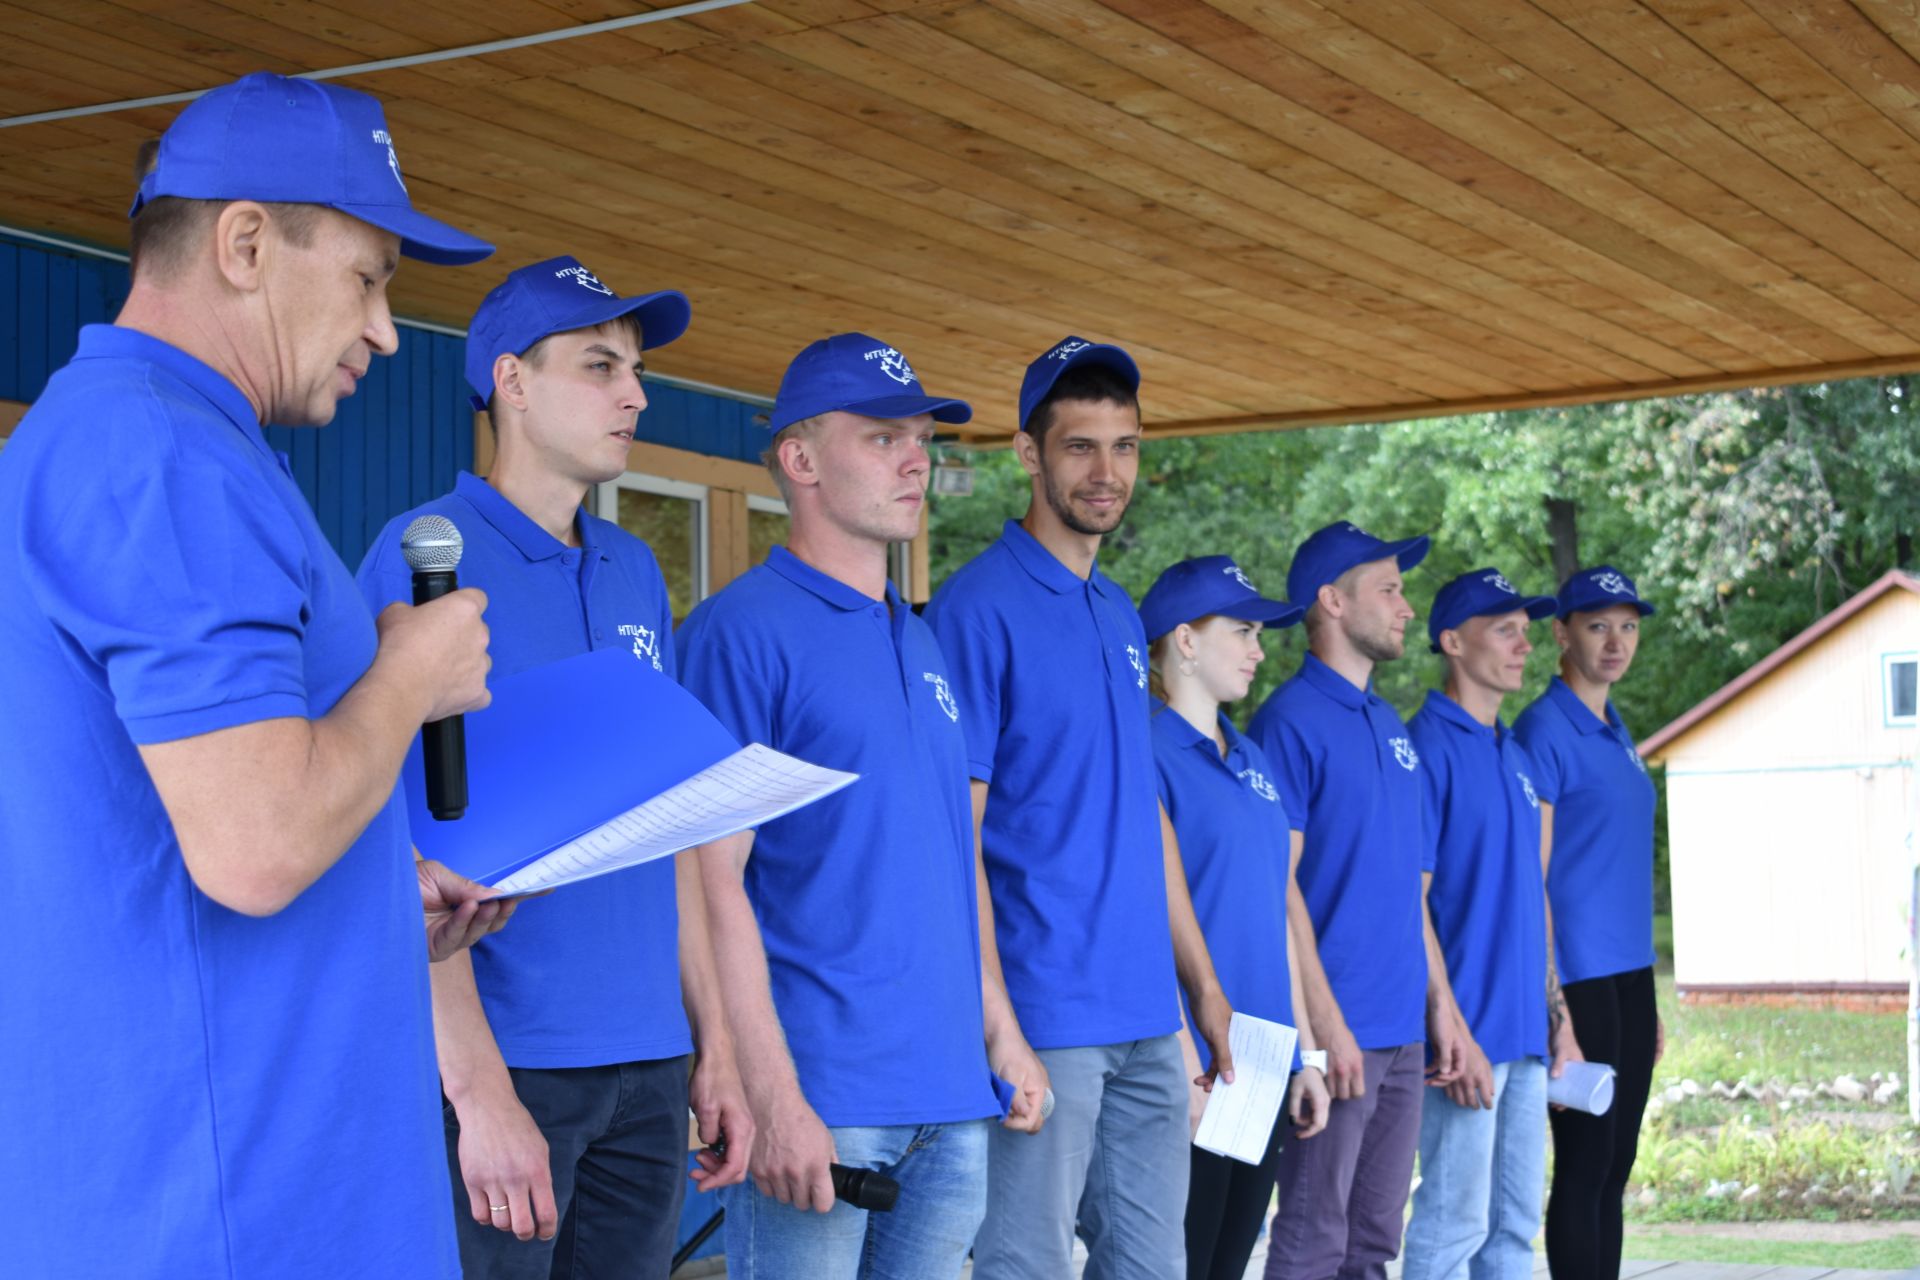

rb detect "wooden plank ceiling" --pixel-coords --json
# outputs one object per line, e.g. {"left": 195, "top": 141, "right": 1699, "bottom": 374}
{"left": 4, "top": 0, "right": 1920, "bottom": 442}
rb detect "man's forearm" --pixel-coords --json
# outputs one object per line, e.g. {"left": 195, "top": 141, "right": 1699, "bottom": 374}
{"left": 698, "top": 833, "right": 804, "bottom": 1105}
{"left": 1289, "top": 889, "right": 1342, "bottom": 1033}
{"left": 432, "top": 948, "right": 515, "bottom": 1107}
{"left": 1421, "top": 879, "right": 1461, "bottom": 1022}
{"left": 677, "top": 847, "right": 732, "bottom": 1058}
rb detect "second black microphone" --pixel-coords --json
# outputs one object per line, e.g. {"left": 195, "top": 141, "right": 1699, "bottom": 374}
{"left": 401, "top": 514, "right": 469, "bottom": 822}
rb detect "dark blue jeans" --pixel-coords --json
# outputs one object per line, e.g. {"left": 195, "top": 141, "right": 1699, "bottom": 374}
{"left": 445, "top": 1056, "right": 690, "bottom": 1280}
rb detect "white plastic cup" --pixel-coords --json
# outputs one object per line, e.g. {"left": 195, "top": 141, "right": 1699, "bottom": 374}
{"left": 1548, "top": 1061, "right": 1616, "bottom": 1114}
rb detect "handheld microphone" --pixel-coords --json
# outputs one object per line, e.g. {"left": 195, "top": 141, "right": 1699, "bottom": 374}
{"left": 401, "top": 515, "right": 468, "bottom": 821}
{"left": 829, "top": 1163, "right": 899, "bottom": 1213}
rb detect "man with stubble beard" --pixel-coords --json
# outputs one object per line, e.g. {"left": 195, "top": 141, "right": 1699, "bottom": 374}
{"left": 926, "top": 338, "right": 1234, "bottom": 1280}
{"left": 1247, "top": 523, "right": 1459, "bottom": 1280}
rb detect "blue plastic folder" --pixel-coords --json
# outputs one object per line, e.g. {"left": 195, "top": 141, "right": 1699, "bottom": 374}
{"left": 402, "top": 647, "right": 745, "bottom": 886}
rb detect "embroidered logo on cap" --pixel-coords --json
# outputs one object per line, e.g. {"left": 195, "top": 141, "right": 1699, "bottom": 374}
{"left": 1049, "top": 339, "right": 1091, "bottom": 361}
{"left": 371, "top": 129, "right": 406, "bottom": 193}
{"left": 1224, "top": 563, "right": 1256, "bottom": 591}
{"left": 923, "top": 672, "right": 959, "bottom": 722}
{"left": 1596, "top": 571, "right": 1629, "bottom": 595}
{"left": 1484, "top": 571, "right": 1517, "bottom": 595}
{"left": 1239, "top": 767, "right": 1279, "bottom": 803}
{"left": 619, "top": 623, "right": 662, "bottom": 672}
{"left": 1126, "top": 644, "right": 1147, "bottom": 690}
{"left": 1518, "top": 771, "right": 1539, "bottom": 808}
{"left": 1390, "top": 736, "right": 1420, "bottom": 771}
{"left": 556, "top": 265, "right": 614, "bottom": 296}
{"left": 864, "top": 346, "right": 916, "bottom": 386}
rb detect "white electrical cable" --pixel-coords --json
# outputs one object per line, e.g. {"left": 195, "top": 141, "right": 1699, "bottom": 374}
{"left": 0, "top": 0, "right": 759, "bottom": 129}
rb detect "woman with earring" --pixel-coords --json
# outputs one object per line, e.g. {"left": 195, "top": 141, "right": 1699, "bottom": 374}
{"left": 1138, "top": 556, "right": 1331, "bottom": 1280}
{"left": 1512, "top": 566, "right": 1660, "bottom": 1280}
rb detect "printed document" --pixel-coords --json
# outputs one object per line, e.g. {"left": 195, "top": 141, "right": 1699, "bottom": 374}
{"left": 1193, "top": 1012, "right": 1300, "bottom": 1165}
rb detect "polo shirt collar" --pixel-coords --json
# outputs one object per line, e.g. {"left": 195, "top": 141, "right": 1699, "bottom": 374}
{"left": 1546, "top": 676, "right": 1620, "bottom": 737}
{"left": 1151, "top": 699, "right": 1254, "bottom": 770}
{"left": 1297, "top": 651, "right": 1370, "bottom": 710}
{"left": 454, "top": 471, "right": 582, "bottom": 564}
{"left": 79, "top": 324, "right": 269, "bottom": 458}
{"left": 764, "top": 545, "right": 900, "bottom": 613}
{"left": 1419, "top": 689, "right": 1504, "bottom": 740}
{"left": 998, "top": 519, "right": 1115, "bottom": 598}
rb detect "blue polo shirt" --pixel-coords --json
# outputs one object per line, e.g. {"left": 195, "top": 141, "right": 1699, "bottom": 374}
{"left": 1512, "top": 677, "right": 1657, "bottom": 985}
{"left": 677, "top": 548, "right": 999, "bottom": 1127}
{"left": 924, "top": 520, "right": 1178, "bottom": 1050}
{"left": 1406, "top": 692, "right": 1548, "bottom": 1065}
{"left": 1248, "top": 653, "right": 1428, "bottom": 1050}
{"left": 359, "top": 470, "right": 691, "bottom": 1068}
{"left": 1151, "top": 704, "right": 1297, "bottom": 1072}
{"left": 0, "top": 326, "right": 455, "bottom": 1278}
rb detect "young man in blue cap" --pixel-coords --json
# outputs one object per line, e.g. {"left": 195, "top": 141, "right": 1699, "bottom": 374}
{"left": 926, "top": 337, "right": 1235, "bottom": 1280}
{"left": 679, "top": 334, "right": 1048, "bottom": 1278}
{"left": 0, "top": 73, "right": 504, "bottom": 1278}
{"left": 1248, "top": 521, "right": 1451, "bottom": 1280}
{"left": 1514, "top": 566, "right": 1660, "bottom": 1280}
{"left": 357, "top": 257, "right": 751, "bottom": 1277}
{"left": 1401, "top": 569, "right": 1580, "bottom": 1280}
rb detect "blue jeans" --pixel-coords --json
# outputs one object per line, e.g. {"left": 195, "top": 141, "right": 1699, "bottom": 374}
{"left": 972, "top": 1035, "right": 1189, "bottom": 1280}
{"left": 1402, "top": 1058, "right": 1547, "bottom": 1280}
{"left": 721, "top": 1119, "right": 988, "bottom": 1279}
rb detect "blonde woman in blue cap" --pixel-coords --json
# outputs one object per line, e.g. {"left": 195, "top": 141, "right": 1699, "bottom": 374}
{"left": 1512, "top": 566, "right": 1660, "bottom": 1280}
{"left": 1141, "top": 556, "right": 1331, "bottom": 1280}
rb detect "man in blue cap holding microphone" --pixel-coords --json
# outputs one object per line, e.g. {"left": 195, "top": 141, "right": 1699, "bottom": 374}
{"left": 927, "top": 337, "right": 1235, "bottom": 1279}
{"left": 1401, "top": 569, "right": 1578, "bottom": 1280}
{"left": 359, "top": 256, "right": 753, "bottom": 1276}
{"left": 679, "top": 334, "right": 1048, "bottom": 1278}
{"left": 0, "top": 72, "right": 502, "bottom": 1277}
{"left": 1249, "top": 521, "right": 1450, "bottom": 1280}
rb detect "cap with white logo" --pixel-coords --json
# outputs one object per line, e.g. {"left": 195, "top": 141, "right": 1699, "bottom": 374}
{"left": 768, "top": 333, "right": 971, "bottom": 433}
{"left": 1427, "top": 566, "right": 1556, "bottom": 652}
{"left": 1286, "top": 521, "right": 1430, "bottom": 610}
{"left": 1139, "top": 555, "right": 1304, "bottom": 643}
{"left": 464, "top": 256, "right": 691, "bottom": 409}
{"left": 1018, "top": 335, "right": 1140, "bottom": 433}
{"left": 1556, "top": 565, "right": 1657, "bottom": 621}
{"left": 130, "top": 72, "right": 492, "bottom": 266}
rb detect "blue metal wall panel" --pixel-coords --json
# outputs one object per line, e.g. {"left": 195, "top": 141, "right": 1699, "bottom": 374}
{"left": 3, "top": 234, "right": 757, "bottom": 567}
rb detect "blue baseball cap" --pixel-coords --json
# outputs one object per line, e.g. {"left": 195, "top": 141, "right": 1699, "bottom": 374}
{"left": 1557, "top": 565, "right": 1657, "bottom": 620}
{"left": 1427, "top": 567, "right": 1556, "bottom": 653}
{"left": 768, "top": 333, "right": 971, "bottom": 433}
{"left": 130, "top": 72, "right": 492, "bottom": 267}
{"left": 464, "top": 256, "right": 691, "bottom": 409}
{"left": 1018, "top": 336, "right": 1141, "bottom": 433}
{"left": 1139, "top": 556, "right": 1304, "bottom": 643}
{"left": 1286, "top": 521, "right": 1430, "bottom": 609}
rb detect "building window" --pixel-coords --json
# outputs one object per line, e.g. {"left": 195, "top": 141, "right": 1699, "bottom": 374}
{"left": 599, "top": 473, "right": 708, "bottom": 622}
{"left": 1884, "top": 651, "right": 1918, "bottom": 726}
{"left": 746, "top": 493, "right": 789, "bottom": 567}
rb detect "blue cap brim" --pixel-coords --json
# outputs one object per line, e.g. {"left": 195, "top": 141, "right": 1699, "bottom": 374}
{"left": 1235, "top": 598, "right": 1307, "bottom": 630}
{"left": 1428, "top": 595, "right": 1557, "bottom": 652}
{"left": 834, "top": 394, "right": 973, "bottom": 426}
{"left": 1558, "top": 599, "right": 1657, "bottom": 621}
{"left": 1389, "top": 535, "right": 1431, "bottom": 572}
{"left": 334, "top": 201, "right": 494, "bottom": 266}
{"left": 551, "top": 289, "right": 693, "bottom": 351}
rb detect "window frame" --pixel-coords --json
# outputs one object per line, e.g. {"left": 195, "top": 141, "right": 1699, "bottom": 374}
{"left": 596, "top": 472, "right": 711, "bottom": 604}
{"left": 1881, "top": 648, "right": 1918, "bottom": 728}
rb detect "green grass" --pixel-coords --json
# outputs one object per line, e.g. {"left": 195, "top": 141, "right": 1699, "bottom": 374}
{"left": 1622, "top": 1229, "right": 1920, "bottom": 1267}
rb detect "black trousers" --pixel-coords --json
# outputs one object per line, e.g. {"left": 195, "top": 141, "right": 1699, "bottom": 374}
{"left": 1185, "top": 1110, "right": 1286, "bottom": 1280}
{"left": 1546, "top": 966, "right": 1657, "bottom": 1280}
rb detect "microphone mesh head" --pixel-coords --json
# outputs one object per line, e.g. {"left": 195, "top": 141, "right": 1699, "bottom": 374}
{"left": 401, "top": 515, "right": 463, "bottom": 571}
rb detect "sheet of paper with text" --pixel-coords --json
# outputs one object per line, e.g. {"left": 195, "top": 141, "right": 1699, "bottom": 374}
{"left": 1193, "top": 1012, "right": 1299, "bottom": 1165}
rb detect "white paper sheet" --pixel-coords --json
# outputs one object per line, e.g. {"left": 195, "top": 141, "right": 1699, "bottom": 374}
{"left": 486, "top": 743, "right": 858, "bottom": 897}
{"left": 1193, "top": 1012, "right": 1300, "bottom": 1165}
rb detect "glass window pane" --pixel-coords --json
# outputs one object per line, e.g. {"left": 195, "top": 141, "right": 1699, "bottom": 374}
{"left": 748, "top": 507, "right": 788, "bottom": 567}
{"left": 617, "top": 489, "right": 700, "bottom": 621}
{"left": 1891, "top": 659, "right": 1917, "bottom": 720}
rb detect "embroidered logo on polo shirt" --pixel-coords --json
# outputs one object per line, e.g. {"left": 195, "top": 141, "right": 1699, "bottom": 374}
{"left": 1518, "top": 771, "right": 1539, "bottom": 808}
{"left": 618, "top": 622, "right": 662, "bottom": 671}
{"left": 371, "top": 129, "right": 406, "bottom": 193}
{"left": 1596, "top": 571, "right": 1629, "bottom": 595}
{"left": 1625, "top": 741, "right": 1647, "bottom": 773}
{"left": 1485, "top": 571, "right": 1517, "bottom": 595}
{"left": 1390, "top": 736, "right": 1420, "bottom": 770}
{"left": 1224, "top": 563, "right": 1256, "bottom": 591}
{"left": 1126, "top": 644, "right": 1147, "bottom": 689}
{"left": 923, "top": 672, "right": 959, "bottom": 722}
{"left": 557, "top": 265, "right": 614, "bottom": 295}
{"left": 1049, "top": 339, "right": 1091, "bottom": 361}
{"left": 864, "top": 346, "right": 916, "bottom": 386}
{"left": 1239, "top": 767, "right": 1279, "bottom": 802}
